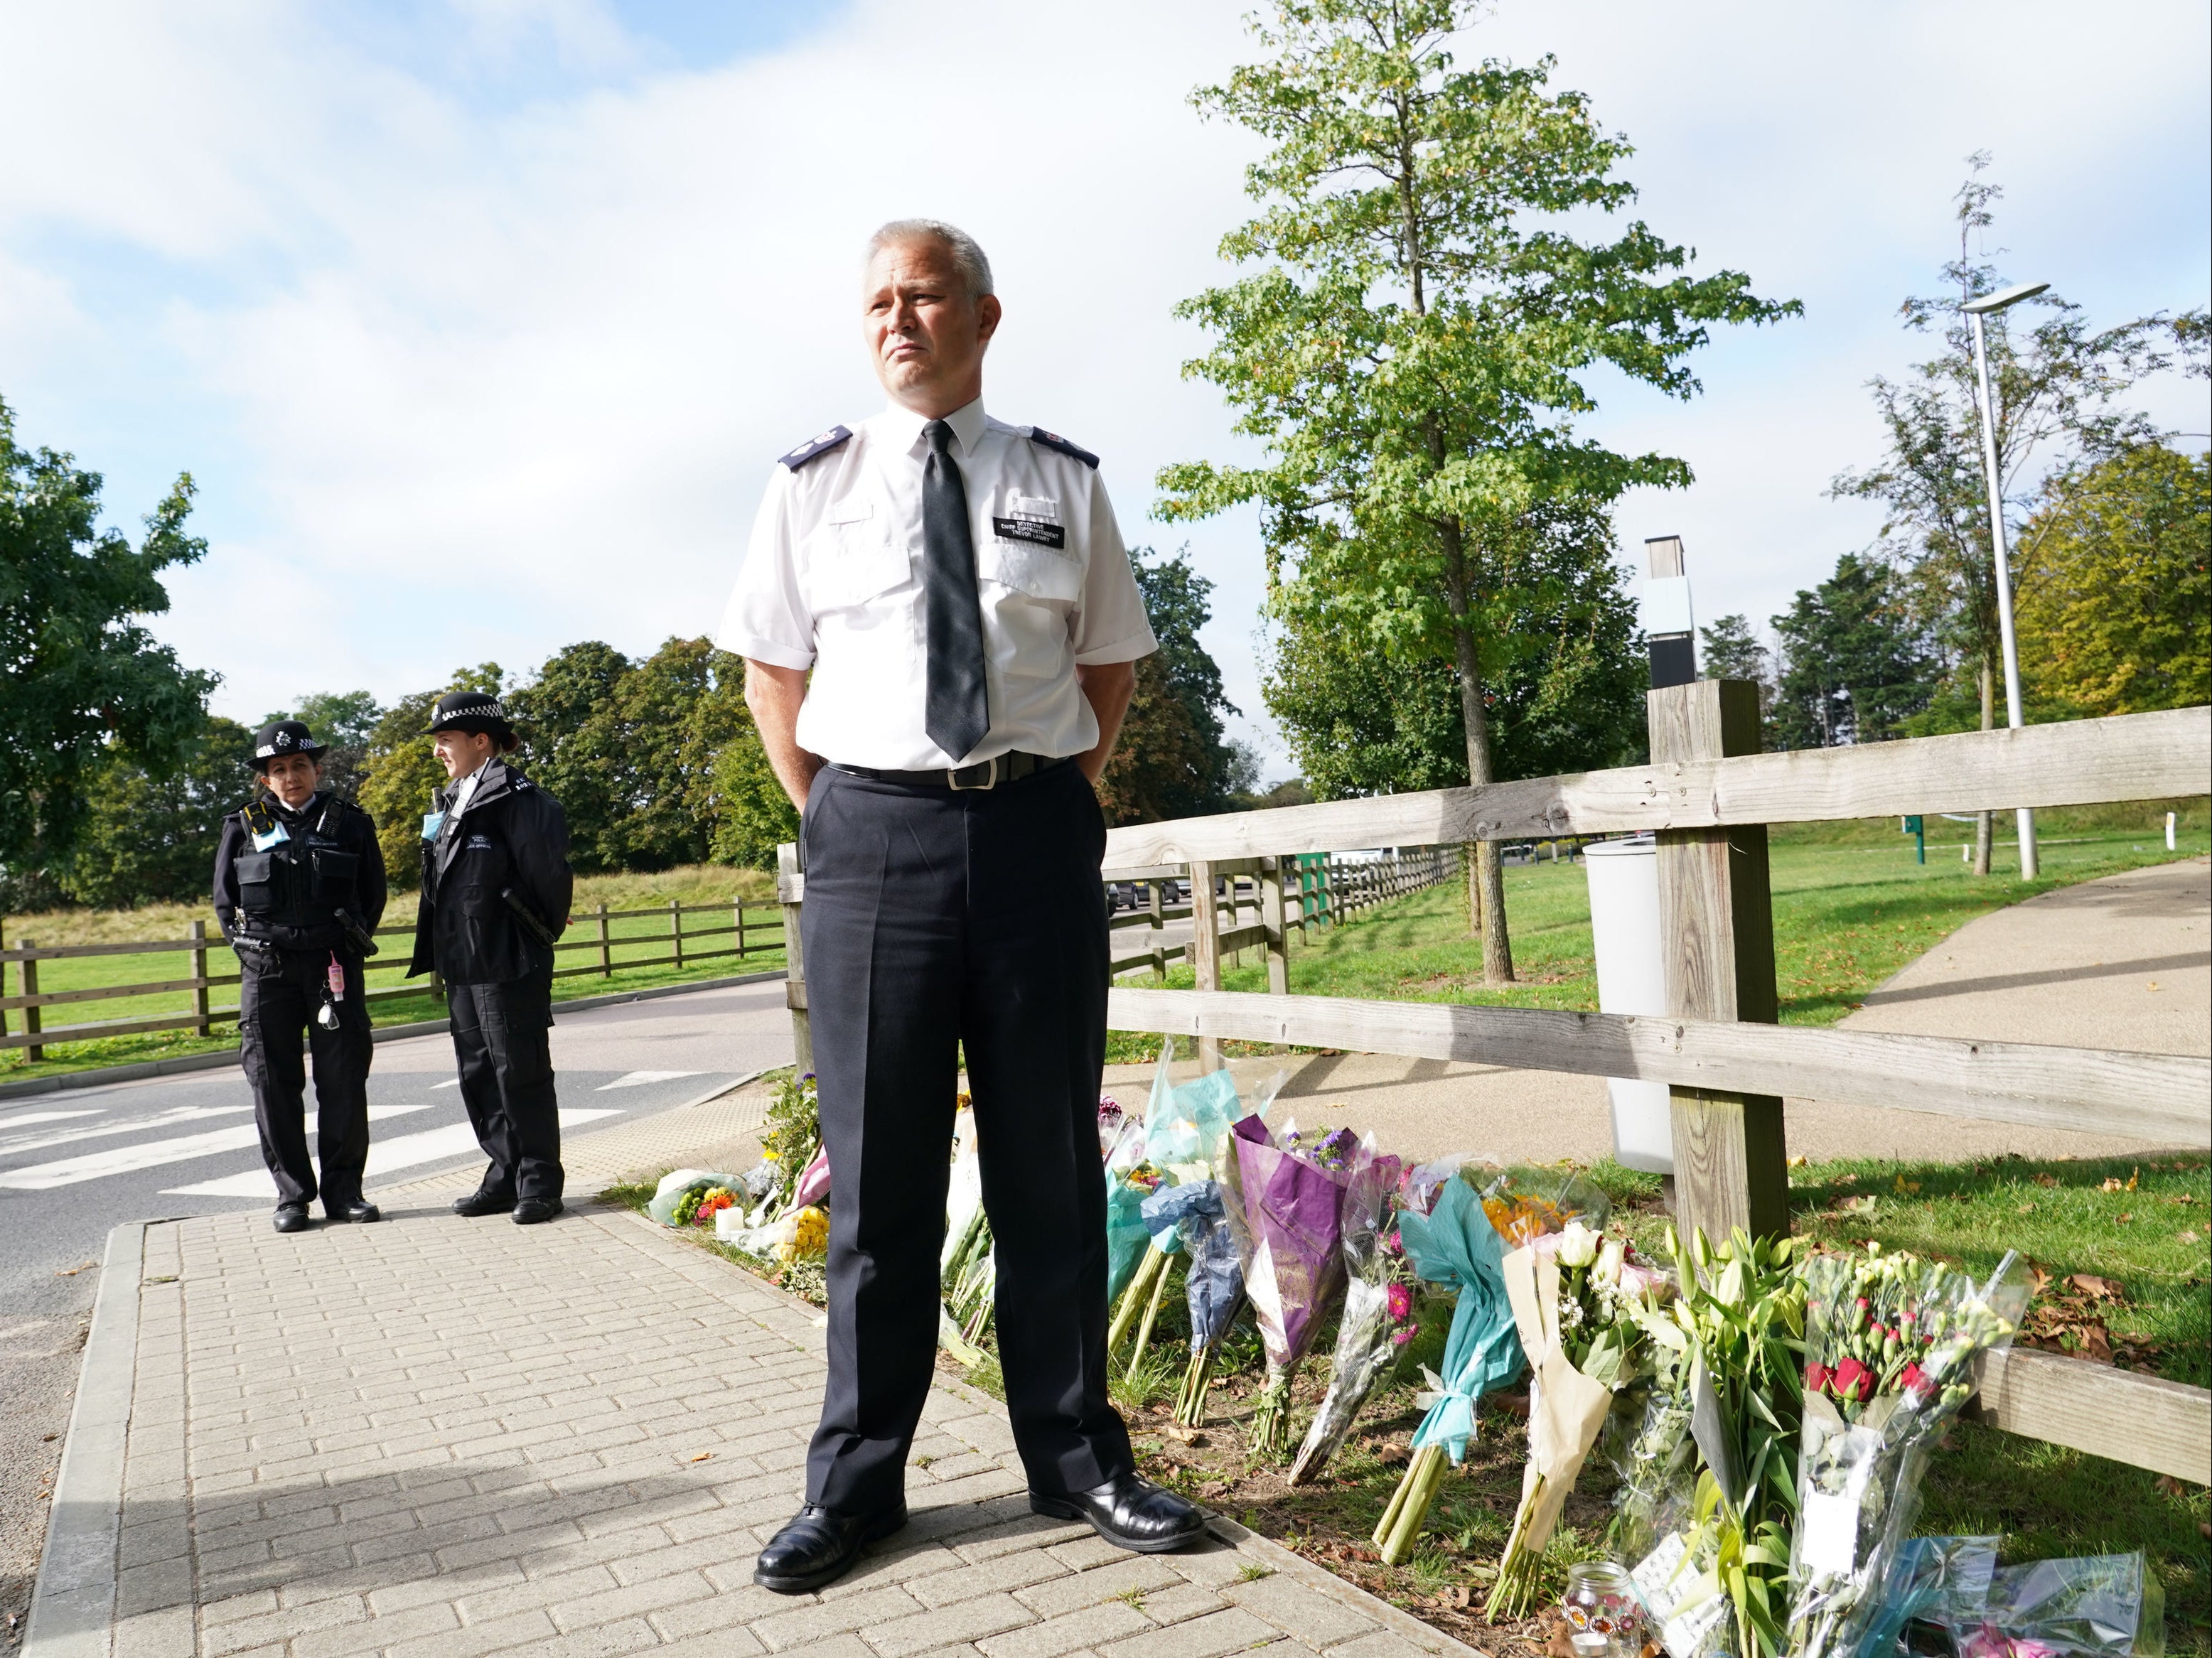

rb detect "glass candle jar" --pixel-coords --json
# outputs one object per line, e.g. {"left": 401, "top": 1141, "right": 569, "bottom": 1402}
{"left": 1562, "top": 1562, "right": 1648, "bottom": 1658}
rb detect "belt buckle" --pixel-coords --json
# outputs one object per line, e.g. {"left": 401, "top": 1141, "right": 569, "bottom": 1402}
{"left": 947, "top": 757, "right": 997, "bottom": 791}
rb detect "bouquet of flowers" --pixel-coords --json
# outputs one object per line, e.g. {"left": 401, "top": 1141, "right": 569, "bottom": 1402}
{"left": 1287, "top": 1156, "right": 1418, "bottom": 1485}
{"left": 1223, "top": 1118, "right": 1394, "bottom": 1457}
{"left": 1487, "top": 1222, "right": 1671, "bottom": 1617}
{"left": 1785, "top": 1245, "right": 2031, "bottom": 1658}
{"left": 1614, "top": 1227, "right": 1805, "bottom": 1658}
{"left": 1142, "top": 1178, "right": 1246, "bottom": 1426}
{"left": 1372, "top": 1172, "right": 1525, "bottom": 1565}
{"left": 648, "top": 1168, "right": 745, "bottom": 1227}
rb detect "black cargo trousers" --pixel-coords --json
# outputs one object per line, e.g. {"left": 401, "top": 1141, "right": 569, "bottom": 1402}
{"left": 800, "top": 758, "right": 1133, "bottom": 1516}
{"left": 448, "top": 971, "right": 563, "bottom": 1203}
{"left": 238, "top": 949, "right": 372, "bottom": 1211}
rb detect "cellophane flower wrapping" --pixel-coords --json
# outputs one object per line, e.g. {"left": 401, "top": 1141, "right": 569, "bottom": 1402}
{"left": 1106, "top": 1047, "right": 1279, "bottom": 1304}
{"left": 1142, "top": 1178, "right": 1245, "bottom": 1424}
{"left": 1949, "top": 1553, "right": 2164, "bottom": 1658}
{"left": 1223, "top": 1118, "right": 1395, "bottom": 1456}
{"left": 1786, "top": 1247, "right": 2032, "bottom": 1658}
{"left": 1289, "top": 1154, "right": 1414, "bottom": 1484}
{"left": 1606, "top": 1293, "right": 1698, "bottom": 1566}
{"left": 1371, "top": 1171, "right": 1526, "bottom": 1564}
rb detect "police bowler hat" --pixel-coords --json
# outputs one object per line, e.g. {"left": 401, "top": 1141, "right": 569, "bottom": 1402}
{"left": 426, "top": 691, "right": 517, "bottom": 746}
{"left": 252, "top": 720, "right": 328, "bottom": 770}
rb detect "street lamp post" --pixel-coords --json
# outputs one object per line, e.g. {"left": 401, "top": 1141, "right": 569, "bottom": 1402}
{"left": 1961, "top": 279, "right": 2049, "bottom": 879}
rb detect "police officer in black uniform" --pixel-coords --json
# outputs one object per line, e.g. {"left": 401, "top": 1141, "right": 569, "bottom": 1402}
{"left": 213, "top": 719, "right": 388, "bottom": 1234}
{"left": 407, "top": 692, "right": 575, "bottom": 1224}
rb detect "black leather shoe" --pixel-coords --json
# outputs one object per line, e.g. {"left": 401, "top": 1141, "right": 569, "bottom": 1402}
{"left": 452, "top": 1188, "right": 515, "bottom": 1217}
{"left": 752, "top": 1502, "right": 908, "bottom": 1593}
{"left": 1031, "top": 1473, "right": 1206, "bottom": 1554}
{"left": 327, "top": 1200, "right": 381, "bottom": 1224}
{"left": 511, "top": 1197, "right": 564, "bottom": 1225}
{"left": 272, "top": 1205, "right": 312, "bottom": 1234}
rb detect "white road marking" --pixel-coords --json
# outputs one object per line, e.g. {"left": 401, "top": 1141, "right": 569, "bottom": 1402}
{"left": 0, "top": 1109, "right": 102, "bottom": 1131}
{"left": 161, "top": 1108, "right": 625, "bottom": 1198}
{"left": 431, "top": 1080, "right": 461, "bottom": 1089}
{"left": 0, "top": 1104, "right": 434, "bottom": 1190}
{"left": 0, "top": 1104, "right": 254, "bottom": 1158}
{"left": 596, "top": 1070, "right": 702, "bottom": 1091}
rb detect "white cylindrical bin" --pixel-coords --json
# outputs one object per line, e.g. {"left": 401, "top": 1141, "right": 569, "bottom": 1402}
{"left": 1583, "top": 835, "right": 1672, "bottom": 1174}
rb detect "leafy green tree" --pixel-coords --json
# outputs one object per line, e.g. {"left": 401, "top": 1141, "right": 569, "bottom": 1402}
{"left": 1266, "top": 496, "right": 1647, "bottom": 796}
{"left": 1156, "top": 1, "right": 1794, "bottom": 981}
{"left": 264, "top": 689, "right": 382, "bottom": 801}
{"left": 1769, "top": 555, "right": 1936, "bottom": 749}
{"left": 357, "top": 664, "right": 502, "bottom": 889}
{"left": 1827, "top": 154, "right": 2196, "bottom": 869}
{"left": 0, "top": 395, "right": 216, "bottom": 881}
{"left": 1096, "top": 548, "right": 1247, "bottom": 825}
{"left": 61, "top": 718, "right": 254, "bottom": 908}
{"left": 709, "top": 731, "right": 798, "bottom": 871}
{"left": 605, "top": 637, "right": 751, "bottom": 871}
{"left": 2013, "top": 446, "right": 2210, "bottom": 718}
{"left": 508, "top": 642, "right": 633, "bottom": 870}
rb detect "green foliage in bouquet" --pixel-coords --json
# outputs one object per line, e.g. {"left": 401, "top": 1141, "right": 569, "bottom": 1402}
{"left": 763, "top": 1069, "right": 820, "bottom": 1206}
{"left": 1650, "top": 1226, "right": 1806, "bottom": 1658}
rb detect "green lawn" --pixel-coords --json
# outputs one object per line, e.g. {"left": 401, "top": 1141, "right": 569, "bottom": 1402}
{"left": 0, "top": 864, "right": 785, "bottom": 1084}
{"left": 1105, "top": 812, "right": 2208, "bottom": 1062}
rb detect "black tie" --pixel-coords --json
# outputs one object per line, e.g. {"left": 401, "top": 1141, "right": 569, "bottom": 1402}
{"left": 922, "top": 419, "right": 989, "bottom": 763}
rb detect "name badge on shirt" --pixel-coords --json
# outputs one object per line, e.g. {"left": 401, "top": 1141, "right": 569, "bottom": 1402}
{"left": 252, "top": 822, "right": 290, "bottom": 852}
{"left": 993, "top": 517, "right": 1066, "bottom": 549}
{"left": 421, "top": 811, "right": 446, "bottom": 841}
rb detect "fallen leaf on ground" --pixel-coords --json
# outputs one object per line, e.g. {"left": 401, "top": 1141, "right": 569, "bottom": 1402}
{"left": 689, "top": 1453, "right": 713, "bottom": 1463}
{"left": 2034, "top": 1173, "right": 2059, "bottom": 1188}
{"left": 2100, "top": 1178, "right": 2125, "bottom": 1193}
{"left": 2156, "top": 1475, "right": 2186, "bottom": 1497}
{"left": 2070, "top": 1274, "right": 2123, "bottom": 1301}
{"left": 1163, "top": 1426, "right": 1208, "bottom": 1446}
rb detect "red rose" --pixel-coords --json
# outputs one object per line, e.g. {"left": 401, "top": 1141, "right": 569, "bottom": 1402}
{"left": 1834, "top": 1357, "right": 1874, "bottom": 1401}
{"left": 1805, "top": 1363, "right": 1833, "bottom": 1394}
{"left": 1899, "top": 1362, "right": 1929, "bottom": 1394}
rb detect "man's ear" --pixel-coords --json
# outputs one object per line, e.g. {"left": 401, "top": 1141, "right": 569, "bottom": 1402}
{"left": 976, "top": 293, "right": 1002, "bottom": 348}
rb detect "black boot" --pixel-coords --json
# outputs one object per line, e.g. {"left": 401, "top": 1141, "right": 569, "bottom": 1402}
{"left": 752, "top": 1502, "right": 908, "bottom": 1593}
{"left": 1030, "top": 1473, "right": 1205, "bottom": 1553}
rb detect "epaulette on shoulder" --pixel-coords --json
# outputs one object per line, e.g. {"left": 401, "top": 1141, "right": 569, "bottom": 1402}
{"left": 778, "top": 426, "right": 854, "bottom": 471}
{"left": 1027, "top": 427, "right": 1099, "bottom": 469}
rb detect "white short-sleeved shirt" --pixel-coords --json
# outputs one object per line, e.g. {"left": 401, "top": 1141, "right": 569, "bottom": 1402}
{"left": 717, "top": 398, "right": 1157, "bottom": 770}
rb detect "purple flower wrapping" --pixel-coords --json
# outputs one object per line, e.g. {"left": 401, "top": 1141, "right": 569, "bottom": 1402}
{"left": 1226, "top": 1116, "right": 1368, "bottom": 1372}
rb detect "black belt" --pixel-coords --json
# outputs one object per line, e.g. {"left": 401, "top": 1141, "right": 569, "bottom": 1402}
{"left": 832, "top": 751, "right": 1075, "bottom": 791}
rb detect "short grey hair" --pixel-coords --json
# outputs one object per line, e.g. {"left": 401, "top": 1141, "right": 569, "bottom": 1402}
{"left": 865, "top": 218, "right": 994, "bottom": 298}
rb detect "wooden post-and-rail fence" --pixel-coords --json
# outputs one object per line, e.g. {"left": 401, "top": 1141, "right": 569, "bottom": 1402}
{"left": 776, "top": 697, "right": 2212, "bottom": 1487}
{"left": 0, "top": 897, "right": 785, "bottom": 1060}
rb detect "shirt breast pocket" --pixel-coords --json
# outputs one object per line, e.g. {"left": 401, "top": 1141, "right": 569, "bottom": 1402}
{"left": 805, "top": 525, "right": 911, "bottom": 611}
{"left": 977, "top": 539, "right": 1084, "bottom": 605}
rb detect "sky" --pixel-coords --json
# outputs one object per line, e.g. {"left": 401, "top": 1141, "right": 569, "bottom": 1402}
{"left": 3, "top": 0, "right": 2206, "bottom": 780}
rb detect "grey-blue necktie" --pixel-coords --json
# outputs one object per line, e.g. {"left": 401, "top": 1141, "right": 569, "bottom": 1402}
{"left": 923, "top": 419, "right": 989, "bottom": 763}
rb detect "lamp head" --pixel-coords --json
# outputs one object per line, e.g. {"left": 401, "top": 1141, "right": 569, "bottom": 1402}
{"left": 1961, "top": 281, "right": 2049, "bottom": 316}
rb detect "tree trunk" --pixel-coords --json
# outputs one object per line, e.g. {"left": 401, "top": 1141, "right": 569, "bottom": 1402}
{"left": 1464, "top": 844, "right": 1483, "bottom": 934}
{"left": 1451, "top": 620, "right": 1515, "bottom": 984}
{"left": 1974, "top": 656, "right": 1994, "bottom": 877}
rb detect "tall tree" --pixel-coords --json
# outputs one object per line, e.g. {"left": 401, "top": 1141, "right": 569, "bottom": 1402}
{"left": 1265, "top": 496, "right": 1647, "bottom": 796}
{"left": 1828, "top": 153, "right": 2194, "bottom": 870}
{"left": 508, "top": 642, "right": 634, "bottom": 871}
{"left": 1768, "top": 554, "right": 1936, "bottom": 749}
{"left": 1095, "top": 547, "right": 1247, "bottom": 825}
{"left": 0, "top": 395, "right": 216, "bottom": 880}
{"left": 62, "top": 717, "right": 254, "bottom": 908}
{"left": 2012, "top": 446, "right": 2210, "bottom": 718}
{"left": 1156, "top": 0, "right": 1794, "bottom": 981}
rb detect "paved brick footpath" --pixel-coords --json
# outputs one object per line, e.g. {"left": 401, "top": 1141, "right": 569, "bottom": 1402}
{"left": 31, "top": 1186, "right": 1478, "bottom": 1658}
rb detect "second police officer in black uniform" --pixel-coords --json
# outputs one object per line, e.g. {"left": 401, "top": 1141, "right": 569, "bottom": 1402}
{"left": 213, "top": 720, "right": 388, "bottom": 1234}
{"left": 407, "top": 692, "right": 576, "bottom": 1225}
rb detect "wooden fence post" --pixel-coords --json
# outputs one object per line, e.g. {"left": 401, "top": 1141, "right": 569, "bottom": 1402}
{"left": 190, "top": 920, "right": 212, "bottom": 1038}
{"left": 1188, "top": 859, "right": 1223, "bottom": 1072}
{"left": 1149, "top": 879, "right": 1167, "bottom": 982}
{"left": 1260, "top": 857, "right": 1291, "bottom": 995}
{"left": 1, "top": 919, "right": 9, "bottom": 1044}
{"left": 1652, "top": 679, "right": 1788, "bottom": 1243}
{"left": 778, "top": 843, "right": 812, "bottom": 1075}
{"left": 735, "top": 898, "right": 746, "bottom": 958}
{"left": 22, "top": 940, "right": 41, "bottom": 1063}
{"left": 670, "top": 899, "right": 684, "bottom": 970}
{"left": 596, "top": 902, "right": 611, "bottom": 976}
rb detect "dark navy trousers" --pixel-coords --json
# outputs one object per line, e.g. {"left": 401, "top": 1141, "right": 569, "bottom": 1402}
{"left": 800, "top": 760, "right": 1132, "bottom": 1514}
{"left": 238, "top": 949, "right": 372, "bottom": 1211}
{"left": 448, "top": 972, "right": 564, "bottom": 1202}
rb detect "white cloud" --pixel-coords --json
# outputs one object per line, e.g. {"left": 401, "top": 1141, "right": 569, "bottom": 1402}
{"left": 1, "top": 0, "right": 2203, "bottom": 774}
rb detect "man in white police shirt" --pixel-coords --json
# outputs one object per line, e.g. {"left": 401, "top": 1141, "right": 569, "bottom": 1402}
{"left": 721, "top": 219, "right": 1204, "bottom": 1592}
